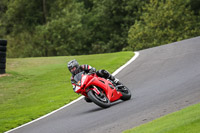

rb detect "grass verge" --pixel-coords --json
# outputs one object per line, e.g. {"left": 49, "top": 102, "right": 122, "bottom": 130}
{"left": 123, "top": 103, "right": 200, "bottom": 133}
{"left": 0, "top": 51, "right": 134, "bottom": 133}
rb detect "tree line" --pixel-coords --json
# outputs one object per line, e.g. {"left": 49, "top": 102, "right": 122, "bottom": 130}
{"left": 0, "top": 0, "right": 200, "bottom": 57}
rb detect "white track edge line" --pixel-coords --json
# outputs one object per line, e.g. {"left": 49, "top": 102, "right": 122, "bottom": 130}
{"left": 5, "top": 52, "right": 139, "bottom": 133}
{"left": 112, "top": 52, "right": 139, "bottom": 76}
{"left": 5, "top": 96, "right": 84, "bottom": 133}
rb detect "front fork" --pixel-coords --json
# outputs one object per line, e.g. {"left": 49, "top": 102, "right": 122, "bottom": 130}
{"left": 86, "top": 86, "right": 101, "bottom": 95}
{"left": 91, "top": 86, "right": 101, "bottom": 95}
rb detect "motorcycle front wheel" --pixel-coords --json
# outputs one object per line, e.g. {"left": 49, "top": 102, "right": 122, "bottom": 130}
{"left": 87, "top": 90, "right": 111, "bottom": 108}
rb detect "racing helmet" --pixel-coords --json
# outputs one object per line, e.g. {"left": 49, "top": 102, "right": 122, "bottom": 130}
{"left": 67, "top": 59, "right": 79, "bottom": 74}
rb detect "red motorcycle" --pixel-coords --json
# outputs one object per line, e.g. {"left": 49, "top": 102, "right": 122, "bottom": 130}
{"left": 73, "top": 71, "right": 131, "bottom": 108}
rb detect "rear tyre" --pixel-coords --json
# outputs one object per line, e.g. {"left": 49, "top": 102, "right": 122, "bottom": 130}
{"left": 118, "top": 85, "right": 131, "bottom": 101}
{"left": 87, "top": 90, "right": 110, "bottom": 108}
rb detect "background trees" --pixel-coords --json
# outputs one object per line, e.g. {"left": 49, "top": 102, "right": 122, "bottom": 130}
{"left": 128, "top": 0, "right": 200, "bottom": 51}
{"left": 0, "top": 0, "right": 199, "bottom": 57}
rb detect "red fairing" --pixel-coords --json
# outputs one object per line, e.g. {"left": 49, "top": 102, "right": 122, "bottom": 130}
{"left": 87, "top": 75, "right": 122, "bottom": 102}
{"left": 73, "top": 72, "right": 122, "bottom": 102}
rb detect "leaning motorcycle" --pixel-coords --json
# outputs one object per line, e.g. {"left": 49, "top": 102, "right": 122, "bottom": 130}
{"left": 73, "top": 72, "right": 131, "bottom": 108}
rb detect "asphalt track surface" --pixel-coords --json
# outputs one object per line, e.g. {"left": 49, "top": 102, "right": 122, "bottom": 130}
{"left": 8, "top": 37, "right": 200, "bottom": 133}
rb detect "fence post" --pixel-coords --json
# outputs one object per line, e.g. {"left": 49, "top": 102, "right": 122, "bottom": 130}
{"left": 0, "top": 40, "right": 7, "bottom": 74}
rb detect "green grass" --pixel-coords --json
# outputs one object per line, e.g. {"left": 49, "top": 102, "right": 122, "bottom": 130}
{"left": 0, "top": 51, "right": 134, "bottom": 133}
{"left": 124, "top": 103, "right": 200, "bottom": 133}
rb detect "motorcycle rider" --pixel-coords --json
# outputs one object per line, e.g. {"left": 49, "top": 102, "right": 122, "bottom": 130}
{"left": 67, "top": 59, "right": 120, "bottom": 102}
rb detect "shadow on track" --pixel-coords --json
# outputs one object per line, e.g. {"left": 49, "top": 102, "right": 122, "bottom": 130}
{"left": 79, "top": 100, "right": 124, "bottom": 115}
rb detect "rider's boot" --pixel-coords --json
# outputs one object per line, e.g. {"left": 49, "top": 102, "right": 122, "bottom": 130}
{"left": 108, "top": 75, "right": 121, "bottom": 85}
{"left": 96, "top": 69, "right": 122, "bottom": 85}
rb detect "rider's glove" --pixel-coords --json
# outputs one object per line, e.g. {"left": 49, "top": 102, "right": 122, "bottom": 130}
{"left": 89, "top": 68, "right": 96, "bottom": 73}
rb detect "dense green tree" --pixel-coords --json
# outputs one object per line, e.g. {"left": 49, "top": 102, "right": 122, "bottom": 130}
{"left": 34, "top": 2, "right": 88, "bottom": 56}
{"left": 189, "top": 0, "right": 200, "bottom": 15}
{"left": 80, "top": 0, "right": 147, "bottom": 53}
{"left": 1, "top": 0, "right": 200, "bottom": 57}
{"left": 128, "top": 0, "right": 200, "bottom": 51}
{"left": 4, "top": 0, "right": 88, "bottom": 57}
{"left": 4, "top": 0, "right": 44, "bottom": 34}
{"left": 2, "top": 0, "right": 53, "bottom": 57}
{"left": 0, "top": 0, "right": 9, "bottom": 37}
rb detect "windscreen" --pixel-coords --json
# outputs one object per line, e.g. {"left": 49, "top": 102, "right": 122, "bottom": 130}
{"left": 74, "top": 71, "right": 84, "bottom": 84}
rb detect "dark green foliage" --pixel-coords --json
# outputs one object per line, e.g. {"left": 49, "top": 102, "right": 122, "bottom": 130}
{"left": 127, "top": 0, "right": 200, "bottom": 51}
{"left": 189, "top": 0, "right": 200, "bottom": 15}
{"left": 83, "top": 0, "right": 147, "bottom": 54}
{"left": 0, "top": 0, "right": 200, "bottom": 57}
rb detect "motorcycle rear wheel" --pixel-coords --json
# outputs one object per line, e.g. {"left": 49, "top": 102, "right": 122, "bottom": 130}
{"left": 118, "top": 86, "right": 131, "bottom": 101}
{"left": 87, "top": 90, "right": 111, "bottom": 108}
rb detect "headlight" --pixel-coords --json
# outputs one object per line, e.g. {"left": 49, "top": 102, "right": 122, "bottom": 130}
{"left": 74, "top": 86, "right": 81, "bottom": 92}
{"left": 81, "top": 75, "right": 87, "bottom": 86}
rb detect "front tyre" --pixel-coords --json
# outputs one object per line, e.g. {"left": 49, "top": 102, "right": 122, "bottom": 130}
{"left": 87, "top": 90, "right": 110, "bottom": 108}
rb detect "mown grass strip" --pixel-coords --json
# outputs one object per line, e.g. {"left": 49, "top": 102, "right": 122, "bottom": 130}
{"left": 123, "top": 103, "right": 200, "bottom": 133}
{"left": 0, "top": 51, "right": 134, "bottom": 133}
